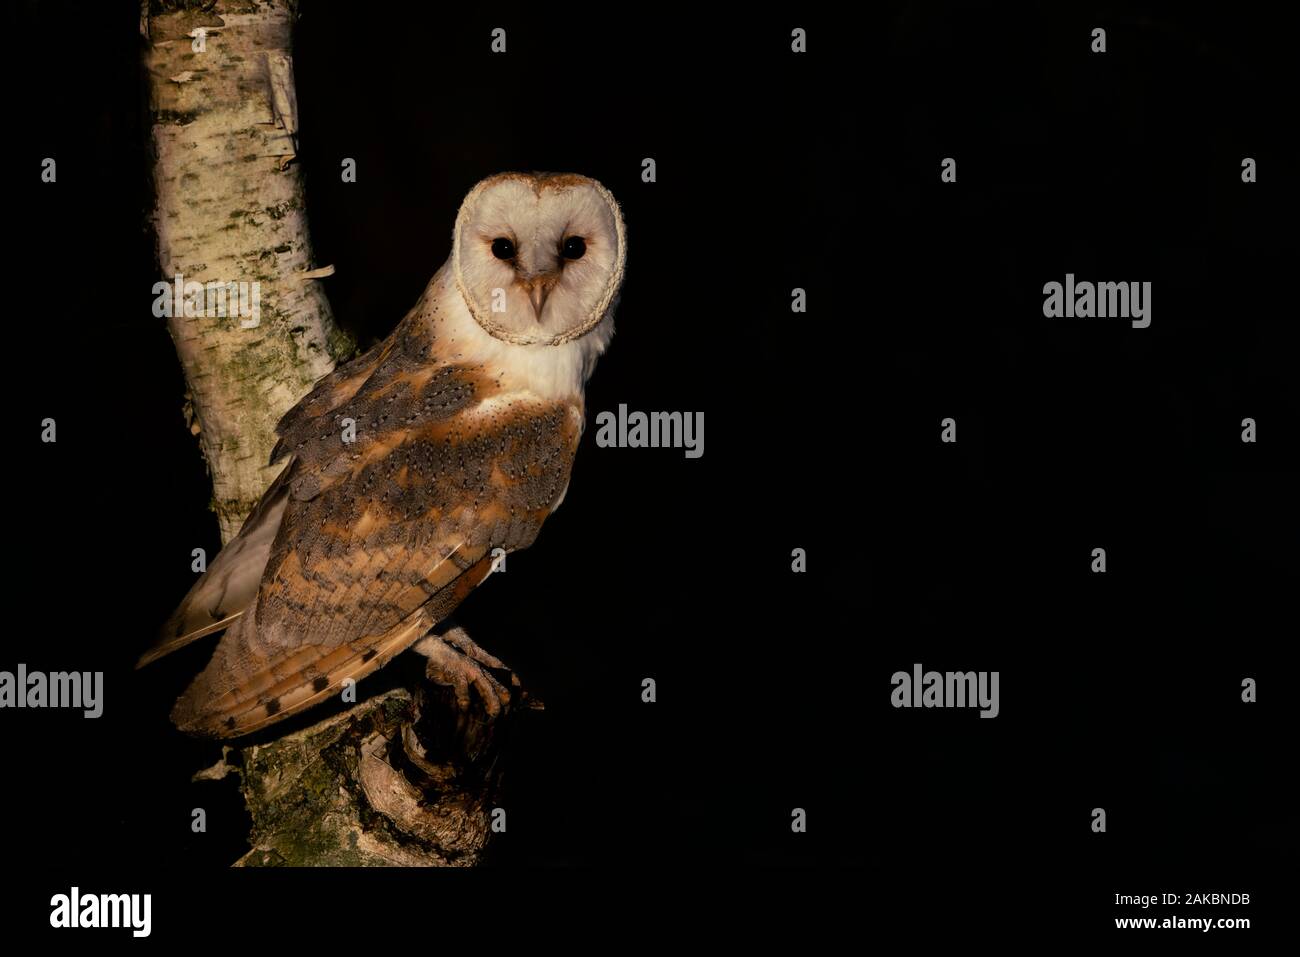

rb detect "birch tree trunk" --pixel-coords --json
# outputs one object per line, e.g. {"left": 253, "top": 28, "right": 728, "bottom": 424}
{"left": 145, "top": 0, "right": 353, "bottom": 543}
{"left": 145, "top": 2, "right": 517, "bottom": 867}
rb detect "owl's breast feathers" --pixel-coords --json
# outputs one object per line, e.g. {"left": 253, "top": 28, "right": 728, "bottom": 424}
{"left": 155, "top": 309, "right": 584, "bottom": 738}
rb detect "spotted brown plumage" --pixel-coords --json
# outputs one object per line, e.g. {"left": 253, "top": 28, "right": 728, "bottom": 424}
{"left": 164, "top": 308, "right": 580, "bottom": 737}
{"left": 140, "top": 172, "right": 626, "bottom": 739}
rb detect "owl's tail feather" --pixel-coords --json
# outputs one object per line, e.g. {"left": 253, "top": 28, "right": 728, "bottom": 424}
{"left": 171, "top": 551, "right": 497, "bottom": 738}
{"left": 136, "top": 464, "right": 293, "bottom": 669}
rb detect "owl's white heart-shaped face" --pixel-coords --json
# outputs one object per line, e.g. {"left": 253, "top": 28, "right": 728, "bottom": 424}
{"left": 452, "top": 173, "right": 626, "bottom": 346}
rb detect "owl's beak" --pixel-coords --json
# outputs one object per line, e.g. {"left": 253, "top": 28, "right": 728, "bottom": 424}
{"left": 522, "top": 273, "right": 559, "bottom": 321}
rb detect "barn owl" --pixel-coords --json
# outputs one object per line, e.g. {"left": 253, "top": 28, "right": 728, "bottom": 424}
{"left": 138, "top": 172, "right": 626, "bottom": 738}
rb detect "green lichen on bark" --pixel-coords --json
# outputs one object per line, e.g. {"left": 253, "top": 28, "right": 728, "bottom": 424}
{"left": 324, "top": 321, "right": 358, "bottom": 363}
{"left": 237, "top": 692, "right": 411, "bottom": 866}
{"left": 233, "top": 688, "right": 497, "bottom": 867}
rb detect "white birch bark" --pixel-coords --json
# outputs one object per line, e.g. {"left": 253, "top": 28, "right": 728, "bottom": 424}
{"left": 145, "top": 0, "right": 353, "bottom": 542}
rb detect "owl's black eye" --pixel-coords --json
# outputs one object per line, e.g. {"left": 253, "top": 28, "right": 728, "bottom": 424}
{"left": 562, "top": 236, "right": 586, "bottom": 260}
{"left": 491, "top": 237, "right": 516, "bottom": 260}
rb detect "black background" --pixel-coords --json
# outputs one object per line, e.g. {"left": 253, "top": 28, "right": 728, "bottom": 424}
{"left": 4, "top": 0, "right": 1293, "bottom": 942}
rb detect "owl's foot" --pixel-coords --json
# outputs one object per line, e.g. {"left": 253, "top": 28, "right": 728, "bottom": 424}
{"left": 411, "top": 624, "right": 519, "bottom": 719}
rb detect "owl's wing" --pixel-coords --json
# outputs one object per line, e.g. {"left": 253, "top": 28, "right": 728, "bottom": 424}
{"left": 137, "top": 341, "right": 393, "bottom": 669}
{"left": 170, "top": 328, "right": 583, "bottom": 737}
{"left": 136, "top": 465, "right": 291, "bottom": 668}
{"left": 168, "top": 498, "right": 500, "bottom": 738}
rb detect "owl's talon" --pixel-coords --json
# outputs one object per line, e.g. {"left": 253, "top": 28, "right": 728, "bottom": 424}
{"left": 440, "top": 623, "right": 508, "bottom": 671}
{"left": 412, "top": 631, "right": 512, "bottom": 718}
